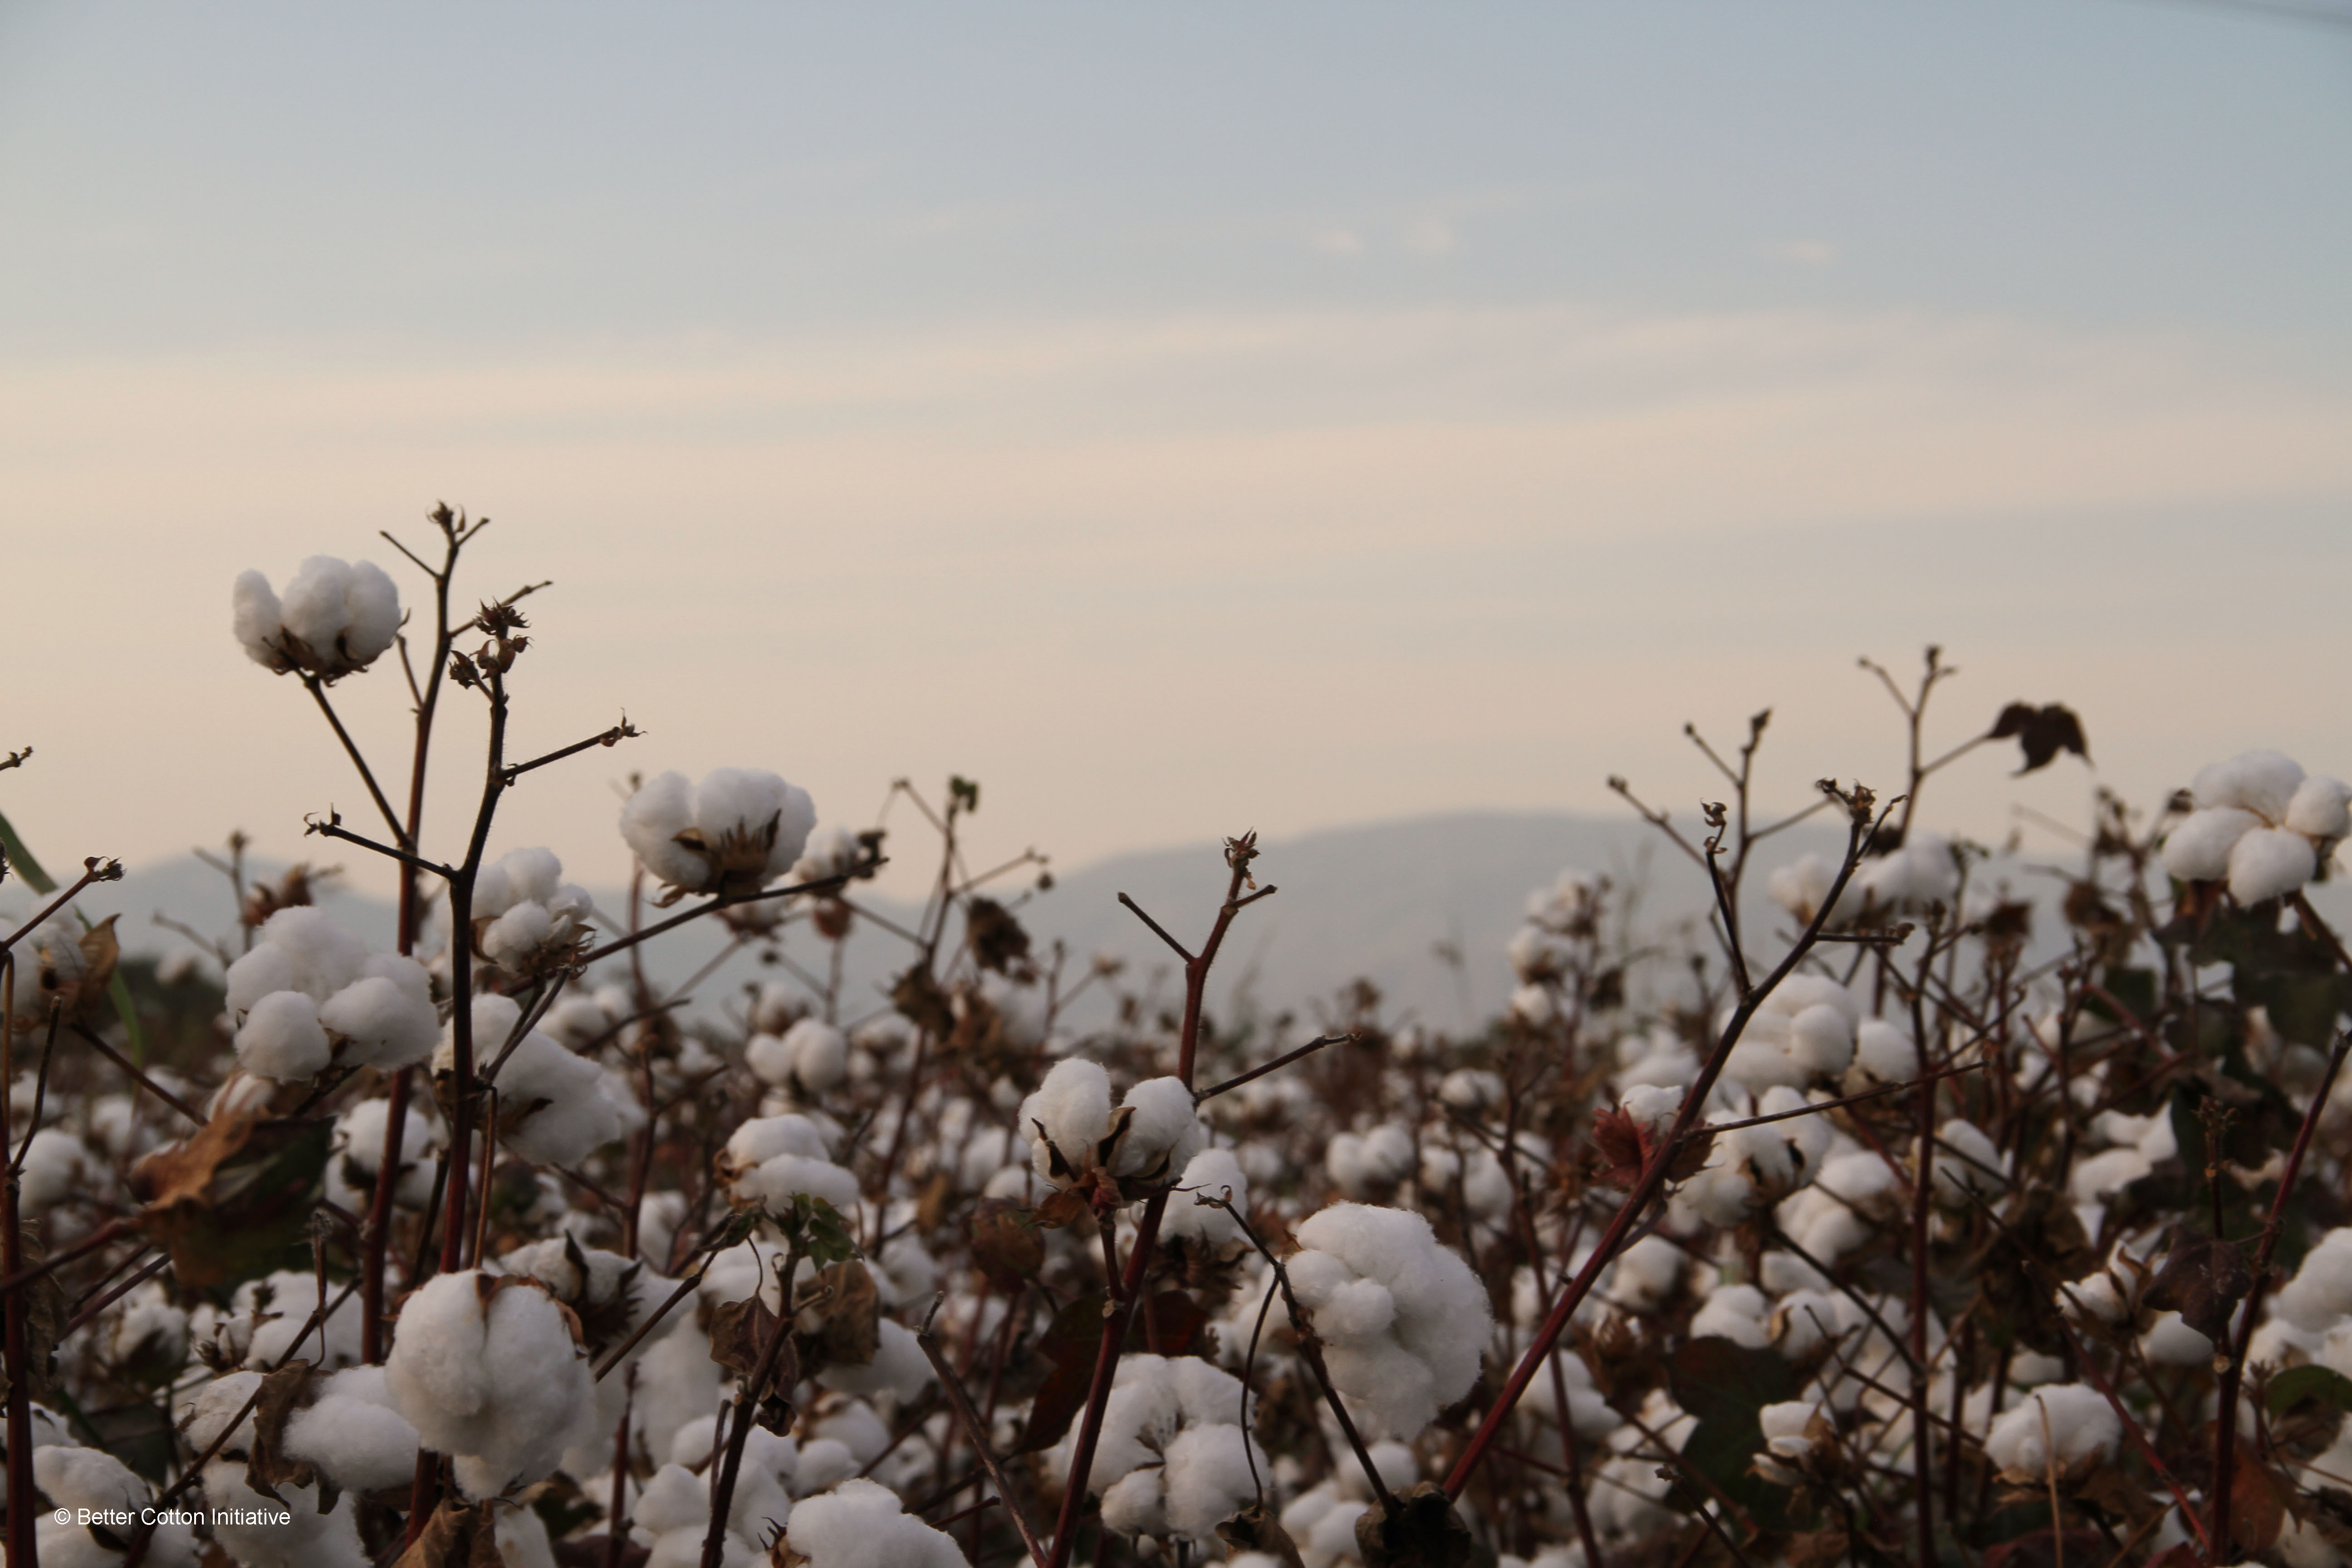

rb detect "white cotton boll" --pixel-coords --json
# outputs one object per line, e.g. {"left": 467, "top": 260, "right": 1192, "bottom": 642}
{"left": 784, "top": 1019, "right": 848, "bottom": 1093}
{"left": 1612, "top": 1236, "right": 1686, "bottom": 1309}
{"left": 235, "top": 1269, "right": 365, "bottom": 1368}
{"left": 1511, "top": 983, "right": 1558, "bottom": 1025}
{"left": 284, "top": 1366, "right": 421, "bottom": 1494}
{"left": 2141, "top": 1312, "right": 2215, "bottom": 1366}
{"left": 1099, "top": 1467, "right": 1165, "bottom": 1536}
{"left": 1168, "top": 1147, "right": 1250, "bottom": 1249}
{"left": 386, "top": 1271, "right": 598, "bottom": 1500}
{"left": 2162, "top": 808, "right": 2264, "bottom": 883}
{"left": 318, "top": 972, "right": 439, "bottom": 1070}
{"left": 482, "top": 902, "right": 554, "bottom": 967}
{"left": 278, "top": 555, "right": 355, "bottom": 654}
{"left": 1932, "top": 1119, "right": 2005, "bottom": 1205}
{"left": 1852, "top": 1019, "right": 1914, "bottom": 1085}
{"left": 781, "top": 1477, "right": 968, "bottom": 1568}
{"left": 1983, "top": 1383, "right": 2120, "bottom": 1479}
{"left": 790, "top": 1438, "right": 858, "bottom": 1498}
{"left": 1117, "top": 1076, "right": 1205, "bottom": 1184}
{"left": 1508, "top": 926, "right": 1571, "bottom": 982}
{"left": 1772, "top": 1290, "right": 1844, "bottom": 1359}
{"left": 223, "top": 941, "right": 298, "bottom": 1016}
{"left": 1327, "top": 1125, "right": 1415, "bottom": 1197}
{"left": 456, "top": 996, "right": 628, "bottom": 1166}
{"left": 182, "top": 1370, "right": 266, "bottom": 1453}
{"left": 2288, "top": 776, "right": 2352, "bottom": 841}
{"left": 1691, "top": 1284, "right": 1772, "bottom": 1349}
{"left": 1291, "top": 1203, "right": 1491, "bottom": 1441}
{"left": 817, "top": 1319, "right": 935, "bottom": 1403}
{"left": 1020, "top": 1058, "right": 1113, "bottom": 1182}
{"left": 1162, "top": 1422, "right": 1267, "bottom": 1541}
{"left": 236, "top": 989, "right": 333, "bottom": 1080}
{"left": 1770, "top": 855, "right": 1837, "bottom": 920}
{"left": 1440, "top": 1069, "right": 1506, "bottom": 1113}
{"left": 2277, "top": 1230, "right": 2352, "bottom": 1331}
{"left": 732, "top": 1152, "right": 862, "bottom": 1215}
{"left": 791, "top": 823, "right": 865, "bottom": 884}
{"left": 745, "top": 1032, "right": 794, "bottom": 1086}
{"left": 725, "top": 1112, "right": 833, "bottom": 1168}
{"left": 621, "top": 772, "right": 705, "bottom": 890}
{"left": 1788, "top": 1005, "right": 1856, "bottom": 1078}
{"left": 2070, "top": 1147, "right": 2153, "bottom": 1207}
{"left": 2230, "top": 827, "right": 2317, "bottom": 904}
{"left": 2195, "top": 750, "right": 2308, "bottom": 821}
{"left": 233, "top": 568, "right": 290, "bottom": 668}
{"left": 479, "top": 847, "right": 564, "bottom": 914}
{"left": 42, "top": 1447, "right": 200, "bottom": 1565}
{"left": 18, "top": 1129, "right": 103, "bottom": 1213}
{"left": 2056, "top": 1271, "right": 2131, "bottom": 1326}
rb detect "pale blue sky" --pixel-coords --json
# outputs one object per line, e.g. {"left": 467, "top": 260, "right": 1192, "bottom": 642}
{"left": 2, "top": 1, "right": 2348, "bottom": 895}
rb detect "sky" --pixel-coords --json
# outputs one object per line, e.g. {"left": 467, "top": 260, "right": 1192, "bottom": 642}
{"left": 2, "top": 0, "right": 2349, "bottom": 906}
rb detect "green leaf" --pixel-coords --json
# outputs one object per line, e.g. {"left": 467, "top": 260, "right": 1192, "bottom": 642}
{"left": 1664, "top": 1335, "right": 1800, "bottom": 1528}
{"left": 0, "top": 806, "right": 56, "bottom": 894}
{"left": 2266, "top": 1364, "right": 2352, "bottom": 1419}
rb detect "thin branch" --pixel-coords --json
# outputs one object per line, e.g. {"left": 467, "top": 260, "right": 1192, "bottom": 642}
{"left": 575, "top": 862, "right": 881, "bottom": 967}
{"left": 304, "top": 675, "right": 410, "bottom": 846}
{"left": 303, "top": 815, "right": 455, "bottom": 881}
{"left": 918, "top": 1296, "right": 1051, "bottom": 1568}
{"left": 1, "top": 858, "right": 125, "bottom": 954}
{"left": 500, "top": 717, "right": 643, "bottom": 785}
{"left": 1117, "top": 892, "right": 1193, "bottom": 963}
{"left": 1194, "top": 1034, "right": 1352, "bottom": 1104}
{"left": 71, "top": 1023, "right": 205, "bottom": 1125}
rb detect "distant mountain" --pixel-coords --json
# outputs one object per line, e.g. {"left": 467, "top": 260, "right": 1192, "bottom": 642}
{"left": 8, "top": 811, "right": 1837, "bottom": 1030}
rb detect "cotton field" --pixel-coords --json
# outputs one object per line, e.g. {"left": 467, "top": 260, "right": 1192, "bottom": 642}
{"left": 6, "top": 518, "right": 2352, "bottom": 1568}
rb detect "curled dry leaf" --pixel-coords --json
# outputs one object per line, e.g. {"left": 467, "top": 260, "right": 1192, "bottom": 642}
{"left": 131, "top": 1111, "right": 333, "bottom": 1289}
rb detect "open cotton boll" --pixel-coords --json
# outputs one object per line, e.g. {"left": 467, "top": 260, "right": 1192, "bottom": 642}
{"left": 2288, "top": 775, "right": 2352, "bottom": 841}
{"left": 2194, "top": 750, "right": 2308, "bottom": 822}
{"left": 284, "top": 1365, "right": 421, "bottom": 1494}
{"left": 791, "top": 823, "right": 866, "bottom": 884}
{"left": 1115, "top": 1076, "right": 1205, "bottom": 1185}
{"left": 1327, "top": 1125, "right": 1416, "bottom": 1198}
{"left": 1858, "top": 834, "right": 1960, "bottom": 909}
{"left": 384, "top": 1270, "right": 598, "bottom": 1499}
{"left": 620, "top": 768, "right": 817, "bottom": 897}
{"left": 719, "top": 1112, "right": 858, "bottom": 1212}
{"left": 1768, "top": 853, "right": 1855, "bottom": 924}
{"left": 1931, "top": 1119, "right": 2006, "bottom": 1204}
{"left": 2230, "top": 827, "right": 2318, "bottom": 904}
{"left": 231, "top": 556, "right": 400, "bottom": 678}
{"left": 816, "top": 1319, "right": 935, "bottom": 1402}
{"left": 18, "top": 1128, "right": 106, "bottom": 1213}
{"left": 782, "top": 1477, "right": 968, "bottom": 1567}
{"left": 1289, "top": 1203, "right": 1490, "bottom": 1440}
{"left": 1720, "top": 975, "right": 1860, "bottom": 1090}
{"left": 1691, "top": 1284, "right": 1772, "bottom": 1349}
{"left": 1983, "top": 1383, "right": 2120, "bottom": 1480}
{"left": 224, "top": 1269, "right": 365, "bottom": 1369}
{"left": 475, "top": 847, "right": 565, "bottom": 916}
{"left": 326, "top": 1096, "right": 441, "bottom": 1213}
{"left": 1161, "top": 1422, "right": 1268, "bottom": 1541}
{"left": 452, "top": 995, "right": 629, "bottom": 1166}
{"left": 41, "top": 1445, "right": 200, "bottom": 1566}
{"left": 1167, "top": 1147, "right": 1252, "bottom": 1250}
{"left": 236, "top": 989, "right": 333, "bottom": 1080}
{"left": 1019, "top": 1058, "right": 1113, "bottom": 1183}
{"left": 2277, "top": 1229, "right": 2352, "bottom": 1332}
{"left": 2161, "top": 808, "right": 2264, "bottom": 883}
{"left": 749, "top": 1019, "right": 849, "bottom": 1094}
{"left": 181, "top": 1370, "right": 266, "bottom": 1453}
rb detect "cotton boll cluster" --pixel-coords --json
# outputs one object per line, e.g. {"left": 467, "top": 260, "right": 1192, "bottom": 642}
{"left": 222, "top": 907, "right": 438, "bottom": 1081}
{"left": 472, "top": 846, "right": 595, "bottom": 974}
{"left": 622, "top": 768, "right": 818, "bottom": 898}
{"left": 232, "top": 556, "right": 401, "bottom": 678}
{"left": 1051, "top": 1353, "right": 1263, "bottom": 1544}
{"left": 1853, "top": 833, "right": 1962, "bottom": 911}
{"left": 1671, "top": 1087, "right": 1831, "bottom": 1229}
{"left": 781, "top": 1477, "right": 968, "bottom": 1568}
{"left": 1983, "top": 1383, "right": 2121, "bottom": 1479}
{"left": 451, "top": 994, "right": 638, "bottom": 1167}
{"left": 747, "top": 1018, "right": 850, "bottom": 1097}
{"left": 1777, "top": 1147, "right": 1905, "bottom": 1262}
{"left": 791, "top": 823, "right": 869, "bottom": 885}
{"left": 1286, "top": 1202, "right": 1490, "bottom": 1440}
{"left": 2161, "top": 750, "right": 2351, "bottom": 904}
{"left": 1018, "top": 1059, "right": 1205, "bottom": 1196}
{"left": 383, "top": 1269, "right": 598, "bottom": 1499}
{"left": 720, "top": 1112, "right": 862, "bottom": 1214}
{"left": 191, "top": 1269, "right": 365, "bottom": 1370}
{"left": 1718, "top": 975, "right": 1861, "bottom": 1091}
{"left": 282, "top": 1364, "right": 423, "bottom": 1494}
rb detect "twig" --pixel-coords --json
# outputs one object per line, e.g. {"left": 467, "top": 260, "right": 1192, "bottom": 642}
{"left": 301, "top": 815, "right": 455, "bottom": 881}
{"left": 1193, "top": 1033, "right": 1352, "bottom": 1104}
{"left": 501, "top": 717, "right": 643, "bottom": 785}
{"left": 918, "top": 1296, "right": 1051, "bottom": 1568}
{"left": 71, "top": 1023, "right": 204, "bottom": 1125}
{"left": 0, "top": 858, "right": 125, "bottom": 954}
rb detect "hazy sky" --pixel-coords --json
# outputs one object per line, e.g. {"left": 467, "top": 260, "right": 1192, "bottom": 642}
{"left": 3, "top": 1, "right": 2349, "bottom": 903}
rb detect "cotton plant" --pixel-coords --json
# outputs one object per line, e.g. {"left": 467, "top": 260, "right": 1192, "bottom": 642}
{"left": 1017, "top": 1057, "right": 1205, "bottom": 1207}
{"left": 470, "top": 844, "right": 596, "bottom": 975}
{"left": 1048, "top": 1352, "right": 1266, "bottom": 1546}
{"left": 382, "top": 1269, "right": 600, "bottom": 1500}
{"left": 1283, "top": 1202, "right": 1491, "bottom": 1441}
{"left": 446, "top": 993, "right": 641, "bottom": 1167}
